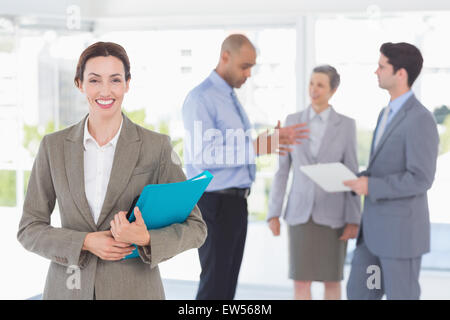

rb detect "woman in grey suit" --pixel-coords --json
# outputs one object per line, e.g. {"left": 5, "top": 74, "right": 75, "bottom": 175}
{"left": 17, "top": 42, "right": 207, "bottom": 299}
{"left": 267, "top": 65, "right": 361, "bottom": 300}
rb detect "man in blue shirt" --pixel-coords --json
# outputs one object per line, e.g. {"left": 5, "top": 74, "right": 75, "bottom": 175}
{"left": 344, "top": 43, "right": 439, "bottom": 299}
{"left": 182, "top": 34, "right": 308, "bottom": 300}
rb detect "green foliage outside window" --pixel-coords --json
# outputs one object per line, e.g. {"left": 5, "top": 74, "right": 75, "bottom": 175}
{"left": 23, "top": 121, "right": 65, "bottom": 158}
{"left": 122, "top": 109, "right": 155, "bottom": 131}
{"left": 0, "top": 171, "right": 16, "bottom": 207}
{"left": 357, "top": 129, "right": 373, "bottom": 168}
{"left": 433, "top": 105, "right": 450, "bottom": 125}
{"left": 439, "top": 115, "right": 450, "bottom": 156}
{"left": 123, "top": 109, "right": 184, "bottom": 163}
{"left": 24, "top": 171, "right": 31, "bottom": 196}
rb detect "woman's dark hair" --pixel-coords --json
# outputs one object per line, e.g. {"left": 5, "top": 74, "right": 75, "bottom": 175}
{"left": 380, "top": 42, "right": 423, "bottom": 87}
{"left": 74, "top": 41, "right": 131, "bottom": 87}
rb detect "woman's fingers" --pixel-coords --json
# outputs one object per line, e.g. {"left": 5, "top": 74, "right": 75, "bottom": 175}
{"left": 339, "top": 228, "right": 354, "bottom": 240}
{"left": 118, "top": 211, "right": 128, "bottom": 224}
{"left": 106, "top": 244, "right": 134, "bottom": 255}
{"left": 268, "top": 219, "right": 280, "bottom": 236}
{"left": 109, "top": 235, "right": 134, "bottom": 249}
{"left": 114, "top": 213, "right": 121, "bottom": 227}
{"left": 274, "top": 224, "right": 280, "bottom": 236}
{"left": 112, "top": 240, "right": 133, "bottom": 248}
{"left": 88, "top": 230, "right": 134, "bottom": 261}
{"left": 110, "top": 220, "right": 116, "bottom": 238}
{"left": 102, "top": 253, "right": 131, "bottom": 261}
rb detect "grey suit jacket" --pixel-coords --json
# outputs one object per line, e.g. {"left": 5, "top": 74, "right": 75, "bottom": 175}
{"left": 17, "top": 114, "right": 207, "bottom": 300}
{"left": 359, "top": 94, "right": 439, "bottom": 259}
{"left": 268, "top": 107, "right": 361, "bottom": 228}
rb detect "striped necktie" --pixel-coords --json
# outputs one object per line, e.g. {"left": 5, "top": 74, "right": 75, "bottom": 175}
{"left": 230, "top": 91, "right": 251, "bottom": 131}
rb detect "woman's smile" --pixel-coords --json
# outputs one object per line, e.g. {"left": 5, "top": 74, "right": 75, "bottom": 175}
{"left": 95, "top": 98, "right": 115, "bottom": 109}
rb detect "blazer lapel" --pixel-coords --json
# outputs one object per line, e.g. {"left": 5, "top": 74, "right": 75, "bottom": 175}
{"left": 64, "top": 114, "right": 98, "bottom": 231}
{"left": 298, "top": 108, "right": 315, "bottom": 164}
{"left": 96, "top": 114, "right": 142, "bottom": 228}
{"left": 369, "top": 109, "right": 384, "bottom": 159}
{"left": 316, "top": 107, "right": 342, "bottom": 161}
{"left": 369, "top": 95, "right": 415, "bottom": 165}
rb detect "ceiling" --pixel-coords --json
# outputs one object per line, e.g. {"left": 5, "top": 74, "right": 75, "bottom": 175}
{"left": 1, "top": 0, "right": 450, "bottom": 31}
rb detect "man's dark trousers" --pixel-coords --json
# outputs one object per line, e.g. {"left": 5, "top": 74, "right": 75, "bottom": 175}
{"left": 195, "top": 192, "right": 248, "bottom": 300}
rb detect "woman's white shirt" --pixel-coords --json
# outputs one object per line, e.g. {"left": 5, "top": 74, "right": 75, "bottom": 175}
{"left": 83, "top": 117, "right": 123, "bottom": 224}
{"left": 308, "top": 105, "right": 331, "bottom": 159}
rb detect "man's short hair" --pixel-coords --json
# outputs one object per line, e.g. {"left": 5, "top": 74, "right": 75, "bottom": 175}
{"left": 221, "top": 34, "right": 255, "bottom": 55}
{"left": 380, "top": 42, "right": 423, "bottom": 87}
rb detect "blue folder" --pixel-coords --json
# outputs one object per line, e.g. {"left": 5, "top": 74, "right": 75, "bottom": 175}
{"left": 123, "top": 170, "right": 213, "bottom": 260}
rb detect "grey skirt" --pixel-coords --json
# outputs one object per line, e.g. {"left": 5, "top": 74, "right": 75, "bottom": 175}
{"left": 287, "top": 217, "right": 347, "bottom": 282}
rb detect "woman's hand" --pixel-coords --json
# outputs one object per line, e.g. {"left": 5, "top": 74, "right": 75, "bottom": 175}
{"left": 268, "top": 217, "right": 281, "bottom": 236}
{"left": 82, "top": 230, "right": 135, "bottom": 261}
{"left": 339, "top": 223, "right": 359, "bottom": 241}
{"left": 110, "top": 207, "right": 150, "bottom": 247}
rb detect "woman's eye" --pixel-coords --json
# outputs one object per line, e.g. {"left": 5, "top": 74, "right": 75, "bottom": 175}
{"left": 89, "top": 79, "right": 98, "bottom": 83}
{"left": 112, "top": 78, "right": 121, "bottom": 83}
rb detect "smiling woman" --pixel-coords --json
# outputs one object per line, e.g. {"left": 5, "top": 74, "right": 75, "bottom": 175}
{"left": 74, "top": 42, "right": 131, "bottom": 146}
{"left": 16, "top": 41, "right": 207, "bottom": 300}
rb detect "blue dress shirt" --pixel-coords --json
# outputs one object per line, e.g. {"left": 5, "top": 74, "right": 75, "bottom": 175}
{"left": 373, "top": 90, "right": 414, "bottom": 151}
{"left": 182, "top": 70, "right": 256, "bottom": 191}
{"left": 386, "top": 90, "right": 414, "bottom": 126}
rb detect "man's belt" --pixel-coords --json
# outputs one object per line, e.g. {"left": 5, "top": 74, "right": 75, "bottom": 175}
{"left": 208, "top": 188, "right": 251, "bottom": 199}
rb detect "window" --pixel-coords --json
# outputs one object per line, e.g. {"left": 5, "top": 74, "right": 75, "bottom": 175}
{"left": 100, "top": 28, "right": 297, "bottom": 221}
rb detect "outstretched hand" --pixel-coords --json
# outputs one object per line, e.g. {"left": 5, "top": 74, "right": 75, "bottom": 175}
{"left": 255, "top": 120, "right": 309, "bottom": 156}
{"left": 276, "top": 120, "right": 309, "bottom": 146}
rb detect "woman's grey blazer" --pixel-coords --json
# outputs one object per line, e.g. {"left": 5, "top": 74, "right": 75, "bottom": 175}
{"left": 17, "top": 114, "right": 207, "bottom": 300}
{"left": 267, "top": 107, "right": 361, "bottom": 228}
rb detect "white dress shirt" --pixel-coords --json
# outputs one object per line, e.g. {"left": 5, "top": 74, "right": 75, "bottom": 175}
{"left": 83, "top": 117, "right": 123, "bottom": 224}
{"left": 308, "top": 105, "right": 331, "bottom": 159}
